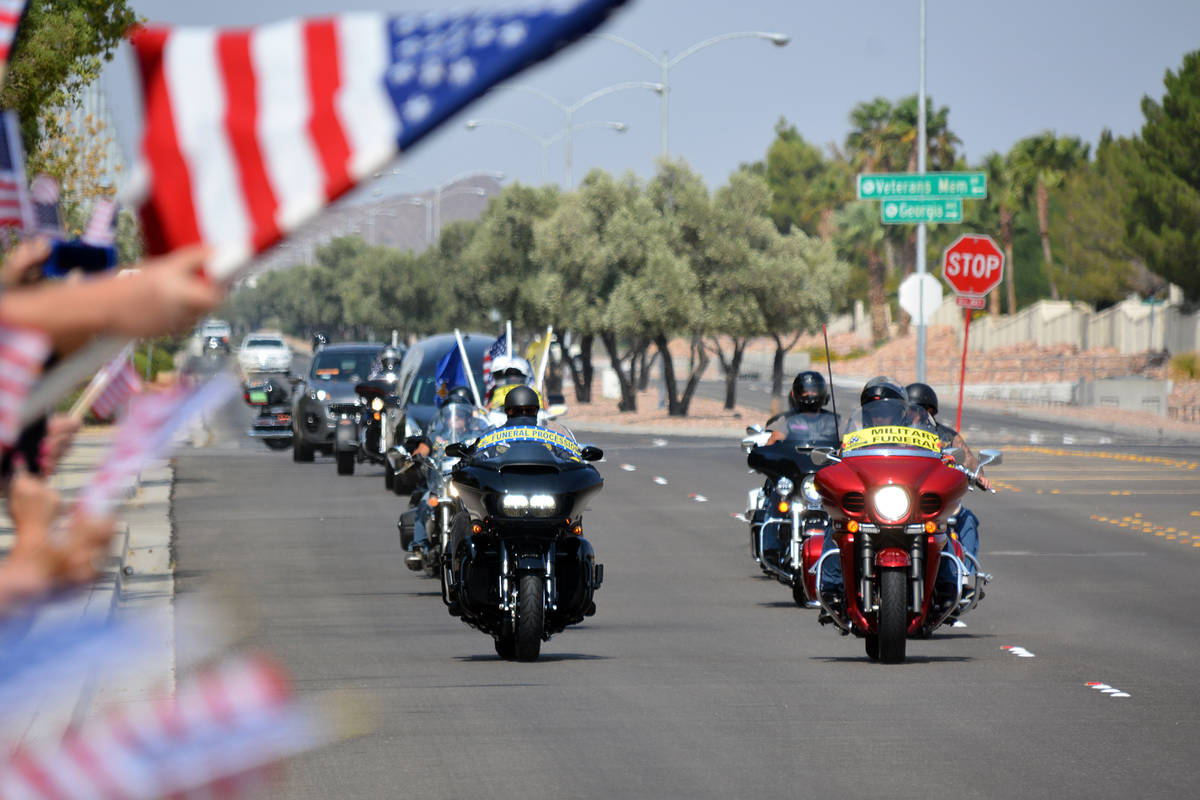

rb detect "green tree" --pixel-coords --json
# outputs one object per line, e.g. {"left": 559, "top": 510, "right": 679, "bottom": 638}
{"left": 747, "top": 118, "right": 851, "bottom": 240}
{"left": 1, "top": 1, "right": 139, "bottom": 153}
{"left": 835, "top": 201, "right": 887, "bottom": 343}
{"left": 1010, "top": 132, "right": 1090, "bottom": 300}
{"left": 1123, "top": 50, "right": 1200, "bottom": 300}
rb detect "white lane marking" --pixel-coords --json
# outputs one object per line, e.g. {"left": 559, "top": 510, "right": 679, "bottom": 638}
{"left": 1087, "top": 681, "right": 1131, "bottom": 698}
{"left": 620, "top": 463, "right": 636, "bottom": 471}
{"left": 690, "top": 493, "right": 708, "bottom": 503}
{"left": 1002, "top": 645, "right": 1036, "bottom": 658}
{"left": 951, "top": 620, "right": 967, "bottom": 628}
{"left": 732, "top": 512, "right": 748, "bottom": 522}
{"left": 653, "top": 476, "right": 668, "bottom": 485}
{"left": 652, "top": 438, "right": 668, "bottom": 447}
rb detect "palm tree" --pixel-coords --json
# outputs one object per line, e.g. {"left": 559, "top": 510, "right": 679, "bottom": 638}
{"left": 1010, "top": 133, "right": 1090, "bottom": 301}
{"left": 836, "top": 201, "right": 887, "bottom": 344}
{"left": 981, "top": 152, "right": 1020, "bottom": 314}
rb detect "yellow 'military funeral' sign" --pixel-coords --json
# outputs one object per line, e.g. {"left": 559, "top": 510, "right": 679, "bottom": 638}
{"left": 842, "top": 426, "right": 941, "bottom": 453}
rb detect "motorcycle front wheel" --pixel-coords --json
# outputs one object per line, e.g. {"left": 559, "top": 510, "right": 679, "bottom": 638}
{"left": 878, "top": 567, "right": 907, "bottom": 664}
{"left": 515, "top": 573, "right": 545, "bottom": 662}
{"left": 336, "top": 450, "right": 355, "bottom": 475}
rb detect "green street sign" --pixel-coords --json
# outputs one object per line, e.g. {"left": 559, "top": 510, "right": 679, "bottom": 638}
{"left": 857, "top": 172, "right": 986, "bottom": 200}
{"left": 881, "top": 199, "right": 963, "bottom": 224}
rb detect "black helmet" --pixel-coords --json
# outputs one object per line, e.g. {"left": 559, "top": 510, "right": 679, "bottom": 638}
{"left": 905, "top": 382, "right": 938, "bottom": 416}
{"left": 503, "top": 384, "right": 541, "bottom": 419}
{"left": 445, "top": 386, "right": 473, "bottom": 406}
{"left": 789, "top": 371, "right": 829, "bottom": 412}
{"left": 860, "top": 376, "right": 905, "bottom": 406}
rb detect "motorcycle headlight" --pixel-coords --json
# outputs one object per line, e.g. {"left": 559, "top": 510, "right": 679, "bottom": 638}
{"left": 448, "top": 483, "right": 459, "bottom": 498}
{"left": 800, "top": 475, "right": 821, "bottom": 506}
{"left": 502, "top": 494, "right": 529, "bottom": 511}
{"left": 500, "top": 493, "right": 558, "bottom": 517}
{"left": 371, "top": 397, "right": 384, "bottom": 411}
{"left": 776, "top": 476, "right": 794, "bottom": 497}
{"left": 872, "top": 485, "right": 911, "bottom": 523}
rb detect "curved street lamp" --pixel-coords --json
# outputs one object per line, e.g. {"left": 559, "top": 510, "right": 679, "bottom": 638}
{"left": 591, "top": 31, "right": 790, "bottom": 156}
{"left": 496, "top": 81, "right": 662, "bottom": 187}
{"left": 465, "top": 118, "right": 627, "bottom": 184}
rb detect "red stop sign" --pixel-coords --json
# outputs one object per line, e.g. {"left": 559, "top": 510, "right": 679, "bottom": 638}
{"left": 942, "top": 234, "right": 1004, "bottom": 296}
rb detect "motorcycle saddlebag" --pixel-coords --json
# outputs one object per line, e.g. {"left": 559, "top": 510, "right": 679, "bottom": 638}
{"left": 397, "top": 508, "right": 417, "bottom": 550}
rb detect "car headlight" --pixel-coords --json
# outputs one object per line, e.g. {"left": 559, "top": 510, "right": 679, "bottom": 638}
{"left": 800, "top": 475, "right": 821, "bottom": 505}
{"left": 776, "top": 476, "right": 794, "bottom": 497}
{"left": 315, "top": 389, "right": 327, "bottom": 401}
{"left": 872, "top": 485, "right": 910, "bottom": 523}
{"left": 371, "top": 397, "right": 384, "bottom": 411}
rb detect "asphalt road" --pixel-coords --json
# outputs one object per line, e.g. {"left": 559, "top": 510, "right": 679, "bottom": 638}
{"left": 172, "top": 360, "right": 1200, "bottom": 799}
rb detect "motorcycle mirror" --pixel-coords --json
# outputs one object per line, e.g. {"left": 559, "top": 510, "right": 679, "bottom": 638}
{"left": 444, "top": 441, "right": 475, "bottom": 459}
{"left": 746, "top": 424, "right": 765, "bottom": 435}
{"left": 810, "top": 447, "right": 840, "bottom": 466}
{"left": 579, "top": 445, "right": 604, "bottom": 462}
{"left": 978, "top": 449, "right": 1003, "bottom": 467}
{"left": 404, "top": 436, "right": 423, "bottom": 453}
{"left": 943, "top": 446, "right": 964, "bottom": 462}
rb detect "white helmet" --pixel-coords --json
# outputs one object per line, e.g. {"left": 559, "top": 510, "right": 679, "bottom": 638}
{"left": 490, "top": 355, "right": 532, "bottom": 385}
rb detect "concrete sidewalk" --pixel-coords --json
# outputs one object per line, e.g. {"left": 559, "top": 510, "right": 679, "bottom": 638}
{"left": 0, "top": 430, "right": 177, "bottom": 745}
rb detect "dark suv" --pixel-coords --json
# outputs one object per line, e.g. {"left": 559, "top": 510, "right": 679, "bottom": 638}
{"left": 292, "top": 343, "right": 382, "bottom": 462}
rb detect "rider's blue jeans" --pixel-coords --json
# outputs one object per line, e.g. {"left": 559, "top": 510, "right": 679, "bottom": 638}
{"left": 411, "top": 492, "right": 432, "bottom": 550}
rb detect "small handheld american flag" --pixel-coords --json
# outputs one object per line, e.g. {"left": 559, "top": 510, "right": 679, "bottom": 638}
{"left": 0, "top": 323, "right": 50, "bottom": 448}
{"left": 0, "top": 1, "right": 28, "bottom": 91}
{"left": 0, "top": 109, "right": 31, "bottom": 230}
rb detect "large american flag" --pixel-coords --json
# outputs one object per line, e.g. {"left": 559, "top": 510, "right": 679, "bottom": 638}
{"left": 0, "top": 109, "right": 30, "bottom": 230}
{"left": 0, "top": 324, "right": 49, "bottom": 448}
{"left": 130, "top": 0, "right": 627, "bottom": 281}
{"left": 0, "top": 1, "right": 27, "bottom": 90}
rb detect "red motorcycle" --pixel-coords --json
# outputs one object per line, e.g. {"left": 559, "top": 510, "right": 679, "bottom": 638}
{"left": 811, "top": 398, "right": 1000, "bottom": 663}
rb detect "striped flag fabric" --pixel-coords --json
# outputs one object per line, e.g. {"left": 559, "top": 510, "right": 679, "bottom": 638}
{"left": 129, "top": 0, "right": 627, "bottom": 280}
{"left": 0, "top": 654, "right": 349, "bottom": 800}
{"left": 29, "top": 173, "right": 60, "bottom": 234}
{"left": 90, "top": 357, "right": 142, "bottom": 420}
{"left": 0, "top": 109, "right": 30, "bottom": 230}
{"left": 81, "top": 198, "right": 118, "bottom": 247}
{"left": 78, "top": 373, "right": 236, "bottom": 516}
{"left": 0, "top": 324, "right": 50, "bottom": 448}
{"left": 0, "top": 0, "right": 27, "bottom": 90}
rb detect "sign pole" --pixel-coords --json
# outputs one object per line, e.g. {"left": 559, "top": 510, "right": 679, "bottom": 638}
{"left": 955, "top": 307, "right": 970, "bottom": 432}
{"left": 915, "top": 0, "right": 928, "bottom": 383}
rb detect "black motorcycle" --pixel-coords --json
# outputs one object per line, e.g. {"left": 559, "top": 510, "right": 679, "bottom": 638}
{"left": 443, "top": 426, "right": 605, "bottom": 661}
{"left": 244, "top": 376, "right": 294, "bottom": 451}
{"left": 331, "top": 379, "right": 399, "bottom": 476}
{"left": 743, "top": 423, "right": 836, "bottom": 607}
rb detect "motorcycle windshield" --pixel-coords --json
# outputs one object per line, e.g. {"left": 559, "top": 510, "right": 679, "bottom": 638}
{"left": 471, "top": 425, "right": 582, "bottom": 466}
{"left": 429, "top": 405, "right": 490, "bottom": 448}
{"left": 769, "top": 411, "right": 840, "bottom": 448}
{"left": 841, "top": 399, "right": 941, "bottom": 456}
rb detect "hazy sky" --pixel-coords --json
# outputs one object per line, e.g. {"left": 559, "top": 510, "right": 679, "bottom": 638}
{"left": 102, "top": 0, "right": 1200, "bottom": 200}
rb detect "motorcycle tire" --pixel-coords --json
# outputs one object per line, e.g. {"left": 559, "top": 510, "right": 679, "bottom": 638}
{"left": 791, "top": 576, "right": 809, "bottom": 608}
{"left": 515, "top": 573, "right": 545, "bottom": 662}
{"left": 292, "top": 437, "right": 314, "bottom": 463}
{"left": 494, "top": 635, "right": 516, "bottom": 660}
{"left": 264, "top": 438, "right": 290, "bottom": 451}
{"left": 384, "top": 461, "right": 395, "bottom": 490}
{"left": 878, "top": 567, "right": 907, "bottom": 664}
{"left": 864, "top": 635, "right": 880, "bottom": 661}
{"left": 336, "top": 450, "right": 355, "bottom": 475}
{"left": 423, "top": 546, "right": 438, "bottom": 579}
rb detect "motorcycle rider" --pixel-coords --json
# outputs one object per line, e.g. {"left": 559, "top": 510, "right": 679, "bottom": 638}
{"left": 405, "top": 387, "right": 477, "bottom": 569}
{"left": 817, "top": 378, "right": 912, "bottom": 609}
{"left": 756, "top": 371, "right": 840, "bottom": 563}
{"left": 485, "top": 355, "right": 534, "bottom": 408}
{"left": 904, "top": 382, "right": 990, "bottom": 594}
{"left": 369, "top": 345, "right": 402, "bottom": 381}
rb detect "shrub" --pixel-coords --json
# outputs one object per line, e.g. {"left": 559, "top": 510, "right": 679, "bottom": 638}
{"left": 1169, "top": 352, "right": 1199, "bottom": 380}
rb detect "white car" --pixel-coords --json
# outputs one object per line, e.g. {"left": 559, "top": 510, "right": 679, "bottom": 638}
{"left": 238, "top": 332, "right": 293, "bottom": 374}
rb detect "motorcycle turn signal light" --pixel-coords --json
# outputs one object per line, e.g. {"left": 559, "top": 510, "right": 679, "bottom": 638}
{"left": 573, "top": 524, "right": 583, "bottom": 536}
{"left": 925, "top": 521, "right": 937, "bottom": 533}
{"left": 472, "top": 523, "right": 483, "bottom": 534}
{"left": 777, "top": 500, "right": 790, "bottom": 513}
{"left": 428, "top": 496, "right": 439, "bottom": 508}
{"left": 847, "top": 520, "right": 859, "bottom": 533}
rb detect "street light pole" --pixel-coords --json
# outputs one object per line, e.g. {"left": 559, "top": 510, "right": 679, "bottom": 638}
{"left": 591, "top": 31, "right": 789, "bottom": 157}
{"left": 916, "top": 0, "right": 928, "bottom": 383}
{"left": 498, "top": 82, "right": 661, "bottom": 187}
{"left": 466, "top": 118, "right": 626, "bottom": 184}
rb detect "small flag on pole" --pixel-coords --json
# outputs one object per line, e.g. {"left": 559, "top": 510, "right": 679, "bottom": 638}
{"left": 80, "top": 198, "right": 118, "bottom": 247}
{"left": 481, "top": 334, "right": 506, "bottom": 394}
{"left": 84, "top": 346, "right": 144, "bottom": 421}
{"left": 128, "top": 0, "right": 627, "bottom": 280}
{"left": 0, "top": 324, "right": 50, "bottom": 448}
{"left": 0, "top": 1, "right": 28, "bottom": 91}
{"left": 29, "top": 173, "right": 61, "bottom": 235}
{"left": 0, "top": 109, "right": 31, "bottom": 230}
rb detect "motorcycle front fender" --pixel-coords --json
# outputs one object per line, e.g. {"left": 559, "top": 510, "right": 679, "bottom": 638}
{"left": 334, "top": 418, "right": 359, "bottom": 452}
